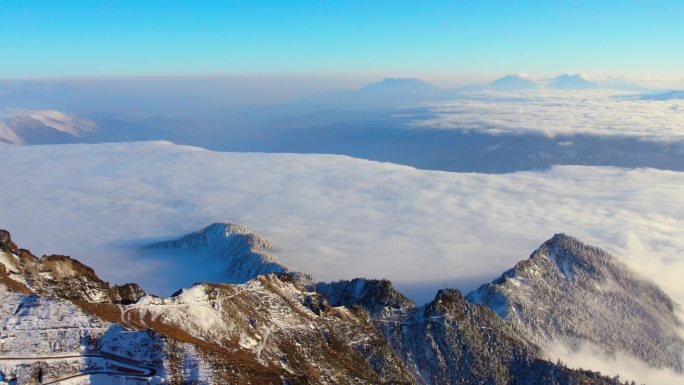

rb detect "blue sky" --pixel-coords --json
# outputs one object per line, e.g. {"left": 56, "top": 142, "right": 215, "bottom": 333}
{"left": 1, "top": 1, "right": 683, "bottom": 81}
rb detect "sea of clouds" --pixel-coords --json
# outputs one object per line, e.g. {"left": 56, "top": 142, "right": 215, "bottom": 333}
{"left": 1, "top": 141, "right": 683, "bottom": 383}
{"left": 0, "top": 141, "right": 683, "bottom": 306}
{"left": 547, "top": 341, "right": 684, "bottom": 385}
{"left": 409, "top": 90, "right": 684, "bottom": 142}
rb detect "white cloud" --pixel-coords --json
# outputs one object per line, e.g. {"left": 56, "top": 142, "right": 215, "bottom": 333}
{"left": 0, "top": 142, "right": 683, "bottom": 311}
{"left": 546, "top": 341, "right": 684, "bottom": 385}
{"left": 410, "top": 90, "right": 684, "bottom": 142}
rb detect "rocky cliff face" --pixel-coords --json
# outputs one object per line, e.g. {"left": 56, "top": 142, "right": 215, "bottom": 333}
{"left": 0, "top": 228, "right": 636, "bottom": 384}
{"left": 315, "top": 278, "right": 415, "bottom": 318}
{"left": 1, "top": 230, "right": 413, "bottom": 384}
{"left": 318, "top": 278, "right": 618, "bottom": 385}
{"left": 0, "top": 229, "right": 144, "bottom": 303}
{"left": 467, "top": 233, "right": 684, "bottom": 372}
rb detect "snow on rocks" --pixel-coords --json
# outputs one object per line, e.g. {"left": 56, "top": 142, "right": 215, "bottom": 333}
{"left": 467, "top": 233, "right": 684, "bottom": 372}
{"left": 147, "top": 223, "right": 314, "bottom": 288}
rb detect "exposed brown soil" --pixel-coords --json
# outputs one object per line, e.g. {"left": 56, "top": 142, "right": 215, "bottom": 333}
{"left": 0, "top": 263, "right": 33, "bottom": 294}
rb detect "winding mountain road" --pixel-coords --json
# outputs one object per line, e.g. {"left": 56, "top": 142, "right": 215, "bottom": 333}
{"left": 0, "top": 350, "right": 156, "bottom": 384}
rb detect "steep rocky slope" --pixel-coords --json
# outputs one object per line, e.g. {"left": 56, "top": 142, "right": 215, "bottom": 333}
{"left": 0, "top": 229, "right": 144, "bottom": 303}
{"left": 1, "top": 229, "right": 413, "bottom": 384}
{"left": 467, "top": 233, "right": 684, "bottom": 372}
{"left": 317, "top": 279, "right": 618, "bottom": 385}
{"left": 1, "top": 228, "right": 633, "bottom": 384}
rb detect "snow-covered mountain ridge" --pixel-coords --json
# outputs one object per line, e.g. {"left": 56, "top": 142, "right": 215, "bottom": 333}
{"left": 1, "top": 229, "right": 415, "bottom": 384}
{"left": 0, "top": 227, "right": 674, "bottom": 384}
{"left": 148, "top": 223, "right": 313, "bottom": 285}
{"left": 467, "top": 233, "right": 684, "bottom": 372}
{"left": 0, "top": 109, "right": 96, "bottom": 145}
{"left": 315, "top": 278, "right": 626, "bottom": 384}
{"left": 0, "top": 229, "right": 144, "bottom": 304}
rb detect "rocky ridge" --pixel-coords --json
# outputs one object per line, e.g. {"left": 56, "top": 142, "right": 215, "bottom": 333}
{"left": 318, "top": 278, "right": 621, "bottom": 385}
{"left": 0, "top": 229, "right": 144, "bottom": 303}
{"left": 467, "top": 233, "right": 684, "bottom": 372}
{"left": 0, "top": 228, "right": 646, "bottom": 384}
{"left": 148, "top": 223, "right": 313, "bottom": 285}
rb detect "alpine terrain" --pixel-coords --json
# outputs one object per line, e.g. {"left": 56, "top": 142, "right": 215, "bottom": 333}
{"left": 0, "top": 226, "right": 678, "bottom": 384}
{"left": 147, "top": 223, "right": 313, "bottom": 285}
{"left": 467, "top": 234, "right": 684, "bottom": 373}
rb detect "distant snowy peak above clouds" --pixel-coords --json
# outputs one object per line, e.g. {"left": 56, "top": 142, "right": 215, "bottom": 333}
{"left": 487, "top": 74, "right": 540, "bottom": 91}
{"left": 150, "top": 223, "right": 275, "bottom": 255}
{"left": 467, "top": 233, "right": 684, "bottom": 373}
{"left": 456, "top": 74, "right": 648, "bottom": 94}
{"left": 148, "top": 223, "right": 311, "bottom": 284}
{"left": 0, "top": 109, "right": 96, "bottom": 144}
{"left": 361, "top": 77, "right": 442, "bottom": 92}
{"left": 291, "top": 77, "right": 447, "bottom": 109}
{"left": 548, "top": 74, "right": 599, "bottom": 89}
{"left": 353, "top": 77, "right": 445, "bottom": 103}
{"left": 26, "top": 110, "right": 97, "bottom": 135}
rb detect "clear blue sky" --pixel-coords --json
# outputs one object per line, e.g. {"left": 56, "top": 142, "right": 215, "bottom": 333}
{"left": 1, "top": 0, "right": 683, "bottom": 80}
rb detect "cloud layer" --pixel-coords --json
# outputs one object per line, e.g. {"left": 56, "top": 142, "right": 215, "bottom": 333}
{"left": 546, "top": 341, "right": 684, "bottom": 385}
{"left": 0, "top": 141, "right": 683, "bottom": 309}
{"left": 410, "top": 90, "right": 684, "bottom": 143}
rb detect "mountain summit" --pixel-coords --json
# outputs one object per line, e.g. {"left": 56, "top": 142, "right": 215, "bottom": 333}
{"left": 148, "top": 223, "right": 307, "bottom": 284}
{"left": 467, "top": 233, "right": 684, "bottom": 372}
{"left": 360, "top": 77, "right": 441, "bottom": 93}
{"left": 0, "top": 109, "right": 97, "bottom": 145}
{"left": 548, "top": 74, "right": 599, "bottom": 89}
{"left": 487, "top": 74, "right": 539, "bottom": 91}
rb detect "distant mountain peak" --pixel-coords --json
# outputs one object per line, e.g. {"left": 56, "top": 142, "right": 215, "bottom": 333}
{"left": 0, "top": 109, "right": 97, "bottom": 145}
{"left": 488, "top": 74, "right": 539, "bottom": 90}
{"left": 151, "top": 222, "right": 273, "bottom": 252}
{"left": 292, "top": 77, "right": 445, "bottom": 109}
{"left": 26, "top": 110, "right": 97, "bottom": 136}
{"left": 362, "top": 77, "right": 440, "bottom": 91}
{"left": 148, "top": 222, "right": 312, "bottom": 284}
{"left": 531, "top": 233, "right": 615, "bottom": 278}
{"left": 548, "top": 73, "right": 599, "bottom": 89}
{"left": 554, "top": 73, "right": 591, "bottom": 81}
